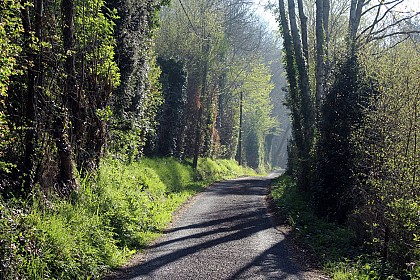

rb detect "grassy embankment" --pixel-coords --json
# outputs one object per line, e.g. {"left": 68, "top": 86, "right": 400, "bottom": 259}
{"left": 0, "top": 157, "right": 255, "bottom": 279}
{"left": 271, "top": 175, "right": 419, "bottom": 280}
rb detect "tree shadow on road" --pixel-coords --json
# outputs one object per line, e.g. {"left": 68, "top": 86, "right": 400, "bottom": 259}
{"left": 105, "top": 177, "right": 316, "bottom": 280}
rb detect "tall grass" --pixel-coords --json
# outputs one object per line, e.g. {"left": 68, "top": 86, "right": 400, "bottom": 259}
{"left": 196, "top": 158, "right": 256, "bottom": 182}
{"left": 0, "top": 157, "right": 254, "bottom": 279}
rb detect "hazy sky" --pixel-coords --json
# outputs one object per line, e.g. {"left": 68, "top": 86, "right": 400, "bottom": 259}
{"left": 253, "top": 0, "right": 278, "bottom": 32}
{"left": 253, "top": 0, "right": 419, "bottom": 32}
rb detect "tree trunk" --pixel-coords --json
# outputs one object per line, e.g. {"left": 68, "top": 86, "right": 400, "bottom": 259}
{"left": 20, "top": 0, "right": 43, "bottom": 194}
{"left": 54, "top": 115, "right": 77, "bottom": 196}
{"left": 287, "top": 0, "right": 314, "bottom": 188}
{"left": 349, "top": 0, "right": 364, "bottom": 47}
{"left": 297, "top": 0, "right": 309, "bottom": 62}
{"left": 236, "top": 91, "right": 243, "bottom": 166}
{"left": 287, "top": 0, "right": 314, "bottom": 139}
{"left": 58, "top": 0, "right": 78, "bottom": 192}
{"left": 278, "top": 0, "right": 305, "bottom": 174}
{"left": 315, "top": 0, "right": 324, "bottom": 118}
{"left": 323, "top": 0, "right": 330, "bottom": 83}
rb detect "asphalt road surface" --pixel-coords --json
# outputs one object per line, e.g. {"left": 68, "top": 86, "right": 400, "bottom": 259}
{"left": 112, "top": 174, "right": 320, "bottom": 280}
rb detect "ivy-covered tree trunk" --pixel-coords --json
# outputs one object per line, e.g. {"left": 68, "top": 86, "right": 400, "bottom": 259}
{"left": 323, "top": 0, "right": 330, "bottom": 83}
{"left": 278, "top": 0, "right": 302, "bottom": 175}
{"left": 107, "top": 0, "right": 166, "bottom": 160}
{"left": 154, "top": 58, "right": 187, "bottom": 158}
{"left": 297, "top": 0, "right": 308, "bottom": 62}
{"left": 348, "top": 0, "right": 364, "bottom": 51}
{"left": 20, "top": 1, "right": 36, "bottom": 194}
{"left": 278, "top": 0, "right": 314, "bottom": 188}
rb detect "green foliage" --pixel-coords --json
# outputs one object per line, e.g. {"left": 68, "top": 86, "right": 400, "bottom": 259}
{"left": 71, "top": 0, "right": 121, "bottom": 169}
{"left": 0, "top": 0, "right": 22, "bottom": 96}
{"left": 153, "top": 57, "right": 187, "bottom": 158}
{"left": 75, "top": 0, "right": 120, "bottom": 87}
{"left": 315, "top": 54, "right": 378, "bottom": 222}
{"left": 272, "top": 175, "right": 419, "bottom": 279}
{"left": 0, "top": 0, "right": 22, "bottom": 180}
{"left": 1, "top": 194, "right": 126, "bottom": 280}
{"left": 196, "top": 158, "right": 256, "bottom": 182}
{"left": 1, "top": 0, "right": 122, "bottom": 192}
{"left": 350, "top": 41, "right": 420, "bottom": 277}
{"left": 0, "top": 114, "right": 18, "bottom": 178}
{"left": 327, "top": 258, "right": 383, "bottom": 280}
{"left": 108, "top": 0, "right": 165, "bottom": 159}
{"left": 232, "top": 61, "right": 277, "bottom": 170}
{"left": 0, "top": 157, "right": 254, "bottom": 279}
{"left": 137, "top": 158, "right": 195, "bottom": 192}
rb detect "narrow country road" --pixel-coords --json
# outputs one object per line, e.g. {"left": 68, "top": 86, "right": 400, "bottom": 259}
{"left": 110, "top": 174, "right": 321, "bottom": 280}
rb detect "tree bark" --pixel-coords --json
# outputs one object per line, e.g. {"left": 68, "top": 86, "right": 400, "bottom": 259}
{"left": 193, "top": 39, "right": 210, "bottom": 169}
{"left": 278, "top": 0, "right": 304, "bottom": 167}
{"left": 323, "top": 0, "right": 330, "bottom": 81}
{"left": 58, "top": 0, "right": 78, "bottom": 192}
{"left": 20, "top": 0, "right": 43, "bottom": 194}
{"left": 236, "top": 91, "right": 243, "bottom": 166}
{"left": 297, "top": 0, "right": 309, "bottom": 62}
{"left": 349, "top": 0, "right": 365, "bottom": 48}
{"left": 315, "top": 0, "right": 324, "bottom": 118}
{"left": 287, "top": 0, "right": 314, "bottom": 144}
{"left": 287, "top": 0, "right": 315, "bottom": 188}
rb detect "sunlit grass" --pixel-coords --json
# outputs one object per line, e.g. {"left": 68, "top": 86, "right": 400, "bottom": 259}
{"left": 0, "top": 157, "right": 255, "bottom": 279}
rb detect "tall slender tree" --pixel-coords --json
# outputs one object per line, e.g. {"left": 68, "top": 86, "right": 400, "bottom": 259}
{"left": 57, "top": 0, "right": 78, "bottom": 192}
{"left": 278, "top": 0, "right": 315, "bottom": 187}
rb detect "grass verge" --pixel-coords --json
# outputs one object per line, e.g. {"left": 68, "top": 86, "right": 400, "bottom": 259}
{"left": 0, "top": 157, "right": 255, "bottom": 280}
{"left": 271, "top": 175, "right": 418, "bottom": 280}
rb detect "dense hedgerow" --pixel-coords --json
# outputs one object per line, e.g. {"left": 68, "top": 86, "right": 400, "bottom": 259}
{"left": 0, "top": 157, "right": 254, "bottom": 280}
{"left": 271, "top": 175, "right": 419, "bottom": 279}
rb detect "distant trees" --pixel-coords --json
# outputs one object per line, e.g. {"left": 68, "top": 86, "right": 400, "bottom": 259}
{"left": 154, "top": 0, "right": 281, "bottom": 170}
{"left": 234, "top": 62, "right": 276, "bottom": 169}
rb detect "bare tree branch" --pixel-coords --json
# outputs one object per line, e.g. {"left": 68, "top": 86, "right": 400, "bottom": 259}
{"left": 361, "top": 0, "right": 402, "bottom": 17}
{"left": 370, "top": 11, "right": 420, "bottom": 36}
{"left": 357, "top": 0, "right": 404, "bottom": 41}
{"left": 357, "top": 9, "right": 420, "bottom": 43}
{"left": 372, "top": 30, "right": 420, "bottom": 40}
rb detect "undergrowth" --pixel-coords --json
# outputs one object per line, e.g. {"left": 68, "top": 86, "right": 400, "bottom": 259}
{"left": 0, "top": 157, "right": 254, "bottom": 279}
{"left": 271, "top": 175, "right": 418, "bottom": 280}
